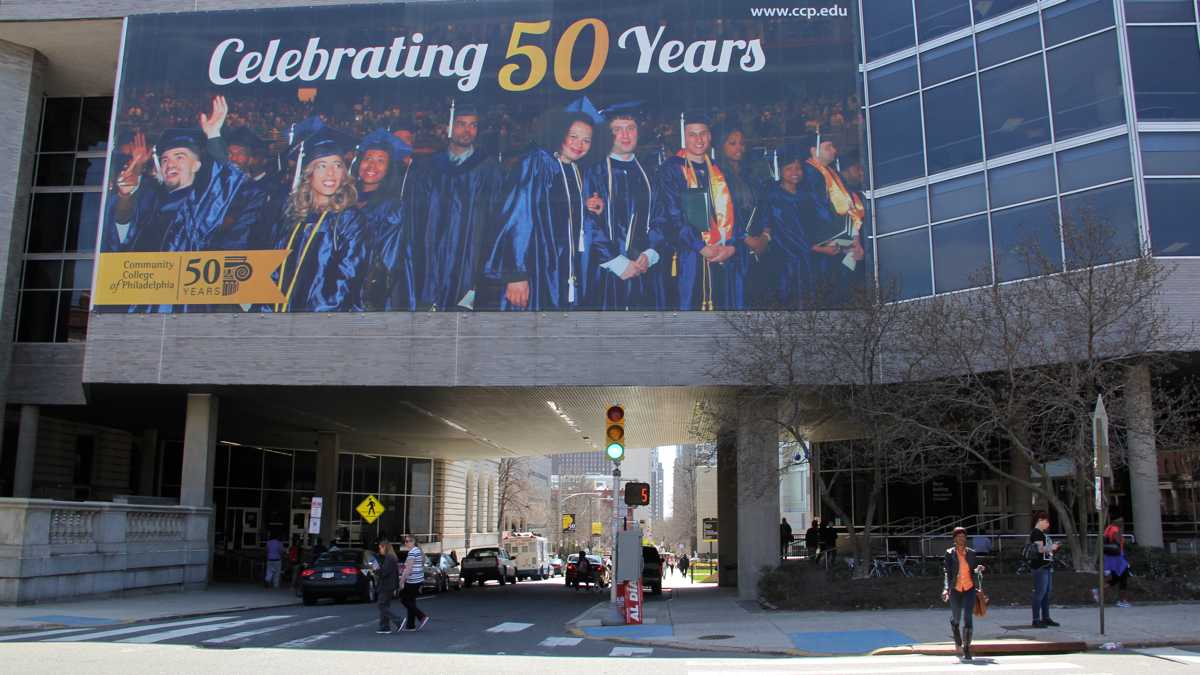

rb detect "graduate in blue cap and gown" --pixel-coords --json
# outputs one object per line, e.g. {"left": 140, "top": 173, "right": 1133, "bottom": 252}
{"left": 104, "top": 96, "right": 268, "bottom": 256}
{"left": 581, "top": 101, "right": 667, "bottom": 310}
{"left": 270, "top": 125, "right": 368, "bottom": 312}
{"left": 484, "top": 101, "right": 597, "bottom": 311}
{"left": 762, "top": 144, "right": 821, "bottom": 309}
{"left": 412, "top": 102, "right": 504, "bottom": 311}
{"left": 801, "top": 133, "right": 866, "bottom": 307}
{"left": 215, "top": 125, "right": 290, "bottom": 241}
{"left": 651, "top": 110, "right": 746, "bottom": 310}
{"left": 355, "top": 128, "right": 416, "bottom": 311}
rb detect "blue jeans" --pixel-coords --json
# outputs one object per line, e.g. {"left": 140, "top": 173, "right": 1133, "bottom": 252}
{"left": 1032, "top": 567, "right": 1052, "bottom": 621}
{"left": 949, "top": 587, "right": 976, "bottom": 630}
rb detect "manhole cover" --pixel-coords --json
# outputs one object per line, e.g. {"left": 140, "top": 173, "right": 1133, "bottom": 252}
{"left": 698, "top": 634, "right": 735, "bottom": 640}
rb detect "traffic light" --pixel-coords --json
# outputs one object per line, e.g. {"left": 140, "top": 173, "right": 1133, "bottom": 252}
{"left": 624, "top": 481, "right": 650, "bottom": 506}
{"left": 605, "top": 405, "right": 625, "bottom": 461}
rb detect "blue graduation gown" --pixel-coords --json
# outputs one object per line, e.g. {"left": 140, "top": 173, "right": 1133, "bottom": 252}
{"left": 802, "top": 162, "right": 866, "bottom": 305}
{"left": 582, "top": 155, "right": 668, "bottom": 310}
{"left": 484, "top": 148, "right": 586, "bottom": 311}
{"left": 763, "top": 182, "right": 819, "bottom": 309}
{"left": 652, "top": 156, "right": 746, "bottom": 311}
{"left": 413, "top": 150, "right": 504, "bottom": 311}
{"left": 271, "top": 207, "right": 368, "bottom": 312}
{"left": 358, "top": 184, "right": 415, "bottom": 312}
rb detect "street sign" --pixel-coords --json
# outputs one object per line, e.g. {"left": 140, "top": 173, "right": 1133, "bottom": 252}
{"left": 591, "top": 521, "right": 603, "bottom": 536}
{"left": 703, "top": 517, "right": 719, "bottom": 542}
{"left": 307, "top": 496, "right": 323, "bottom": 535}
{"left": 356, "top": 494, "right": 385, "bottom": 524}
{"left": 1093, "top": 395, "right": 1112, "bottom": 480}
{"left": 562, "top": 513, "right": 576, "bottom": 532}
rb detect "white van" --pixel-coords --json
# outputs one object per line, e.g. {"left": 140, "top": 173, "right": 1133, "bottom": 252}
{"left": 502, "top": 532, "right": 550, "bottom": 580}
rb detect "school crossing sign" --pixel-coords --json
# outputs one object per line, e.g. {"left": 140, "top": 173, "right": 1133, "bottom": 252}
{"left": 356, "top": 494, "right": 385, "bottom": 524}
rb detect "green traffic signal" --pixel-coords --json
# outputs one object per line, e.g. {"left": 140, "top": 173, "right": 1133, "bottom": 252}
{"left": 606, "top": 442, "right": 624, "bottom": 460}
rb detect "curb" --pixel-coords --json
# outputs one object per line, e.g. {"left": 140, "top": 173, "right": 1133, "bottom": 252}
{"left": 0, "top": 596, "right": 302, "bottom": 636}
{"left": 565, "top": 623, "right": 808, "bottom": 656}
{"left": 873, "top": 640, "right": 1087, "bottom": 657}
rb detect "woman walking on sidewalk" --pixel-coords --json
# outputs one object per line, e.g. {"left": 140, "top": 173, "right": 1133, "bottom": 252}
{"left": 942, "top": 526, "right": 985, "bottom": 661}
{"left": 1097, "top": 512, "right": 1133, "bottom": 607}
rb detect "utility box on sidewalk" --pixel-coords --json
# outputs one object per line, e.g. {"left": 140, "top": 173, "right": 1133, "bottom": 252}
{"left": 615, "top": 529, "right": 643, "bottom": 583}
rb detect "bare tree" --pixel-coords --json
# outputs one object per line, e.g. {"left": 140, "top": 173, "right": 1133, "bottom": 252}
{"left": 496, "top": 457, "right": 530, "bottom": 533}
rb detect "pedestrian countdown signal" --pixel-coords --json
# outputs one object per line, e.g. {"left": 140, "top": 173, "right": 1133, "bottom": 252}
{"left": 605, "top": 405, "right": 625, "bottom": 461}
{"left": 624, "top": 482, "right": 650, "bottom": 506}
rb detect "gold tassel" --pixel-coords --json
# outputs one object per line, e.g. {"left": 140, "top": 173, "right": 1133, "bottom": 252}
{"left": 672, "top": 253, "right": 678, "bottom": 278}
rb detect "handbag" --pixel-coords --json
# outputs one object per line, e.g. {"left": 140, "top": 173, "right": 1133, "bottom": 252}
{"left": 973, "top": 572, "right": 989, "bottom": 617}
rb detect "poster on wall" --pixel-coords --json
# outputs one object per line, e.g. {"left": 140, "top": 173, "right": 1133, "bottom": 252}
{"left": 94, "top": 0, "right": 864, "bottom": 313}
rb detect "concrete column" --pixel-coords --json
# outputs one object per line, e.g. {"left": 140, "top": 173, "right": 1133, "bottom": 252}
{"left": 139, "top": 429, "right": 159, "bottom": 496}
{"left": 315, "top": 431, "right": 339, "bottom": 544}
{"left": 12, "top": 404, "right": 38, "bottom": 497}
{"left": 736, "top": 409, "right": 780, "bottom": 601}
{"left": 716, "top": 433, "right": 738, "bottom": 588}
{"left": 1009, "top": 445, "right": 1032, "bottom": 532}
{"left": 0, "top": 43, "right": 46, "bottom": 476}
{"left": 180, "top": 394, "right": 218, "bottom": 507}
{"left": 1125, "top": 364, "right": 1164, "bottom": 547}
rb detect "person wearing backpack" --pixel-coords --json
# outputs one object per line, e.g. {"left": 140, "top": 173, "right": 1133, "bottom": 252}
{"left": 1096, "top": 511, "right": 1132, "bottom": 607}
{"left": 1029, "top": 511, "right": 1061, "bottom": 628}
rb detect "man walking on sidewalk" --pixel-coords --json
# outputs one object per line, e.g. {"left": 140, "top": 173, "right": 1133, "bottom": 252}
{"left": 1030, "top": 511, "right": 1062, "bottom": 628}
{"left": 264, "top": 531, "right": 284, "bottom": 588}
{"left": 780, "top": 518, "right": 793, "bottom": 559}
{"left": 399, "top": 534, "right": 429, "bottom": 631}
{"left": 375, "top": 538, "right": 405, "bottom": 634}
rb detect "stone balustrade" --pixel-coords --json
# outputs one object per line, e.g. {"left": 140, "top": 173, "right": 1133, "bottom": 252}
{"left": 0, "top": 498, "right": 211, "bottom": 604}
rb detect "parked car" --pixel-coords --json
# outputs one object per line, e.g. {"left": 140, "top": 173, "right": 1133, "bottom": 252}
{"left": 565, "top": 553, "right": 608, "bottom": 588}
{"left": 549, "top": 557, "right": 564, "bottom": 576}
{"left": 642, "top": 546, "right": 663, "bottom": 595}
{"left": 298, "top": 548, "right": 381, "bottom": 605}
{"left": 422, "top": 552, "right": 463, "bottom": 593}
{"left": 461, "top": 546, "right": 518, "bottom": 586}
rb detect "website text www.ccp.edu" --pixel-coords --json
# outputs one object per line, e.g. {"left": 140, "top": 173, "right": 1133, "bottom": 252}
{"left": 749, "top": 5, "right": 849, "bottom": 18}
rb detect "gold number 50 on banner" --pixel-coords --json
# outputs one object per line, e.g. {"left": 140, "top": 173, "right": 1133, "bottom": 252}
{"left": 499, "top": 18, "right": 609, "bottom": 92}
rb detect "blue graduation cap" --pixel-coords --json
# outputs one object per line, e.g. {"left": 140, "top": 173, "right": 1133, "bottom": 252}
{"left": 599, "top": 100, "right": 646, "bottom": 124}
{"left": 155, "top": 128, "right": 205, "bottom": 156}
{"left": 359, "top": 128, "right": 412, "bottom": 166}
{"left": 225, "top": 126, "right": 268, "bottom": 155}
{"left": 288, "top": 120, "right": 355, "bottom": 190}
{"left": 564, "top": 96, "right": 604, "bottom": 125}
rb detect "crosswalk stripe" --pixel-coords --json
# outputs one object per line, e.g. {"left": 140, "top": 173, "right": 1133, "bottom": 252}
{"left": 0, "top": 627, "right": 95, "bottom": 642}
{"left": 539, "top": 636, "right": 583, "bottom": 647}
{"left": 686, "top": 655, "right": 1051, "bottom": 668}
{"left": 119, "top": 615, "right": 292, "bottom": 644}
{"left": 610, "top": 646, "right": 654, "bottom": 657}
{"left": 485, "top": 622, "right": 534, "bottom": 633}
{"left": 1136, "top": 647, "right": 1200, "bottom": 664}
{"left": 45, "top": 615, "right": 237, "bottom": 642}
{"left": 203, "top": 615, "right": 337, "bottom": 645}
{"left": 273, "top": 619, "right": 377, "bottom": 648}
{"left": 689, "top": 663, "right": 1080, "bottom": 675}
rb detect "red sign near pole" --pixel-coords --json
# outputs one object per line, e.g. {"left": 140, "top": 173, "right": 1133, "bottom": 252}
{"left": 621, "top": 581, "right": 643, "bottom": 624}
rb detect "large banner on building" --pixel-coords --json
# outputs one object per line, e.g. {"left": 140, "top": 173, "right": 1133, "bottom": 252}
{"left": 95, "top": 0, "right": 862, "bottom": 313}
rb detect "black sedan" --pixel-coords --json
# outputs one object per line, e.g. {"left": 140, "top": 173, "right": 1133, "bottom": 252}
{"left": 299, "top": 548, "right": 384, "bottom": 605}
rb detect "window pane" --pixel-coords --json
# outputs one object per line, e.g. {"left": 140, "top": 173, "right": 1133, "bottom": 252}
{"left": 17, "top": 291, "right": 58, "bottom": 342}
{"left": 992, "top": 199, "right": 1062, "bottom": 281}
{"left": 22, "top": 260, "right": 62, "bottom": 290}
{"left": 864, "top": 2, "right": 916, "bottom": 60}
{"left": 1056, "top": 136, "right": 1131, "bottom": 192}
{"left": 77, "top": 97, "right": 113, "bottom": 153}
{"left": 933, "top": 214, "right": 991, "bottom": 292}
{"left": 63, "top": 260, "right": 94, "bottom": 290}
{"left": 1146, "top": 178, "right": 1200, "bottom": 256}
{"left": 870, "top": 94, "right": 926, "bottom": 186}
{"left": 408, "top": 459, "right": 433, "bottom": 496}
{"left": 920, "top": 38, "right": 974, "bottom": 88}
{"left": 1124, "top": 0, "right": 1196, "bottom": 22}
{"left": 930, "top": 172, "right": 986, "bottom": 221}
{"left": 916, "top": 0, "right": 971, "bottom": 42}
{"left": 34, "top": 154, "right": 74, "bottom": 187}
{"left": 1129, "top": 27, "right": 1200, "bottom": 121}
{"left": 381, "top": 456, "right": 407, "bottom": 494}
{"left": 39, "top": 98, "right": 80, "bottom": 153}
{"left": 988, "top": 155, "right": 1055, "bottom": 207}
{"left": 1047, "top": 32, "right": 1125, "bottom": 141}
{"left": 1043, "top": 0, "right": 1114, "bottom": 48}
{"left": 60, "top": 292, "right": 88, "bottom": 342}
{"left": 72, "top": 157, "right": 106, "bottom": 186}
{"left": 405, "top": 496, "right": 432, "bottom": 536}
{"left": 976, "top": 14, "right": 1040, "bottom": 69}
{"left": 981, "top": 55, "right": 1051, "bottom": 157}
{"left": 337, "top": 454, "right": 353, "bottom": 492}
{"left": 923, "top": 76, "right": 982, "bottom": 173}
{"left": 353, "top": 454, "right": 379, "bottom": 493}
{"left": 293, "top": 451, "right": 317, "bottom": 492}
{"left": 262, "top": 449, "right": 292, "bottom": 491}
{"left": 1060, "top": 182, "right": 1140, "bottom": 266}
{"left": 868, "top": 57, "right": 918, "bottom": 103}
{"left": 973, "top": 0, "right": 1036, "bottom": 21}
{"left": 1141, "top": 133, "right": 1200, "bottom": 175}
{"left": 26, "top": 193, "right": 69, "bottom": 253}
{"left": 66, "top": 192, "right": 101, "bottom": 253}
{"left": 875, "top": 188, "right": 928, "bottom": 235}
{"left": 877, "top": 228, "right": 933, "bottom": 299}
{"left": 228, "top": 447, "right": 262, "bottom": 489}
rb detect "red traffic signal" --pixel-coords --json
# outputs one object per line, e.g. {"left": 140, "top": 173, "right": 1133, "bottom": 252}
{"left": 606, "top": 405, "right": 624, "bottom": 423}
{"left": 624, "top": 481, "right": 650, "bottom": 506}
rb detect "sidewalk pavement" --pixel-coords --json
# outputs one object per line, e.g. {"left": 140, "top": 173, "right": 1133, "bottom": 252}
{"left": 0, "top": 583, "right": 299, "bottom": 633}
{"left": 567, "top": 579, "right": 1200, "bottom": 656}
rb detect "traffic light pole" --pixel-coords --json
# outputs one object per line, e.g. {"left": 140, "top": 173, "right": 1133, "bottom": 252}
{"left": 601, "top": 460, "right": 624, "bottom": 626}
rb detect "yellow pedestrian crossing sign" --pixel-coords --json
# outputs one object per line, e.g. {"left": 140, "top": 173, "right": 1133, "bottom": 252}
{"left": 356, "top": 494, "right": 385, "bottom": 524}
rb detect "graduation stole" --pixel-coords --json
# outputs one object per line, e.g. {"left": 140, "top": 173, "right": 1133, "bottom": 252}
{"left": 807, "top": 158, "right": 865, "bottom": 234}
{"left": 677, "top": 150, "right": 734, "bottom": 246}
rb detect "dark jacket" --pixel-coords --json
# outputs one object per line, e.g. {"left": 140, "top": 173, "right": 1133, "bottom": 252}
{"left": 943, "top": 546, "right": 979, "bottom": 593}
{"left": 378, "top": 551, "right": 400, "bottom": 593}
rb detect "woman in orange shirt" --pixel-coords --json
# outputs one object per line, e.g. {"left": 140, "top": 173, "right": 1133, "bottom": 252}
{"left": 942, "top": 526, "right": 986, "bottom": 661}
